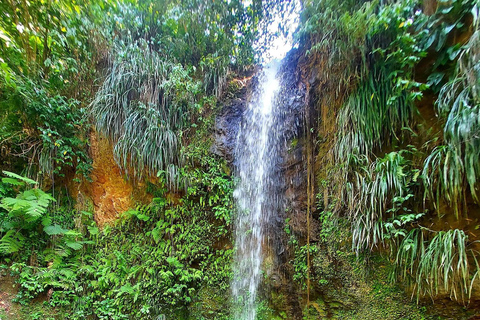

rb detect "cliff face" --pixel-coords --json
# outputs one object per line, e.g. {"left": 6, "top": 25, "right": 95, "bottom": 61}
{"left": 213, "top": 54, "right": 307, "bottom": 319}
{"left": 69, "top": 25, "right": 479, "bottom": 317}
{"left": 213, "top": 26, "right": 480, "bottom": 316}
{"left": 290, "top": 13, "right": 480, "bottom": 320}
{"left": 87, "top": 130, "right": 134, "bottom": 226}
{"left": 71, "top": 130, "right": 148, "bottom": 228}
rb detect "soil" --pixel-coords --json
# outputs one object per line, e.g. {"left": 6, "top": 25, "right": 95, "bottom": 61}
{"left": 0, "top": 271, "right": 20, "bottom": 320}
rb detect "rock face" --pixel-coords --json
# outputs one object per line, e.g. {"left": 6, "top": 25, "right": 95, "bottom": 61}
{"left": 83, "top": 130, "right": 134, "bottom": 227}
{"left": 271, "top": 49, "right": 309, "bottom": 320}
{"left": 212, "top": 75, "right": 257, "bottom": 162}
{"left": 214, "top": 51, "right": 309, "bottom": 319}
{"left": 278, "top": 50, "right": 316, "bottom": 240}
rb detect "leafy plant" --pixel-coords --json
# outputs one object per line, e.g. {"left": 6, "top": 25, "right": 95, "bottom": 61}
{"left": 344, "top": 151, "right": 420, "bottom": 252}
{"left": 0, "top": 171, "right": 54, "bottom": 254}
{"left": 424, "top": 15, "right": 480, "bottom": 215}
{"left": 0, "top": 171, "right": 86, "bottom": 262}
{"left": 394, "top": 228, "right": 480, "bottom": 303}
{"left": 91, "top": 38, "right": 200, "bottom": 188}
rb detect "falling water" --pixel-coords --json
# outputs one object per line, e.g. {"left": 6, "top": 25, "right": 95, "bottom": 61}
{"left": 230, "top": 3, "right": 300, "bottom": 317}
{"left": 231, "top": 62, "right": 282, "bottom": 320}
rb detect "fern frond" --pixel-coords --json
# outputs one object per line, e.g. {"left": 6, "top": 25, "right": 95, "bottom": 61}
{"left": 0, "top": 230, "right": 25, "bottom": 254}
{"left": 2, "top": 171, "right": 38, "bottom": 185}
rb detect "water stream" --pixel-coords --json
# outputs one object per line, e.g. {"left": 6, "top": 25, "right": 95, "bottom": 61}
{"left": 231, "top": 62, "right": 282, "bottom": 320}
{"left": 231, "top": 5, "right": 300, "bottom": 317}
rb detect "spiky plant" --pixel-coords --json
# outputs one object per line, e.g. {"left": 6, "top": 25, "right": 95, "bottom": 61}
{"left": 91, "top": 39, "right": 201, "bottom": 188}
{"left": 347, "top": 151, "right": 412, "bottom": 252}
{"left": 336, "top": 64, "right": 413, "bottom": 161}
{"left": 423, "top": 20, "right": 480, "bottom": 214}
{"left": 394, "top": 228, "right": 480, "bottom": 303}
{"left": 300, "top": 0, "right": 374, "bottom": 89}
{"left": 423, "top": 145, "right": 466, "bottom": 218}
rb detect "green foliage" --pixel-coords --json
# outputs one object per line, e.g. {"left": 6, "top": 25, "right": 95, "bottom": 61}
{"left": 336, "top": 64, "right": 416, "bottom": 159}
{"left": 285, "top": 220, "right": 318, "bottom": 289}
{"left": 335, "top": 0, "right": 429, "bottom": 161}
{"left": 0, "top": 172, "right": 93, "bottom": 317}
{"left": 424, "top": 15, "right": 480, "bottom": 214}
{"left": 301, "top": 0, "right": 480, "bottom": 306}
{"left": 89, "top": 0, "right": 276, "bottom": 189}
{"left": 0, "top": 171, "right": 87, "bottom": 268}
{"left": 0, "top": 0, "right": 96, "bottom": 85}
{"left": 344, "top": 151, "right": 421, "bottom": 252}
{"left": 422, "top": 0, "right": 477, "bottom": 81}
{"left": 299, "top": 0, "right": 374, "bottom": 87}
{"left": 394, "top": 228, "right": 480, "bottom": 303}
{"left": 92, "top": 38, "right": 200, "bottom": 187}
{"left": 0, "top": 171, "right": 55, "bottom": 254}
{"left": 1, "top": 0, "right": 479, "bottom": 317}
{"left": 11, "top": 133, "right": 235, "bottom": 319}
{"left": 0, "top": 0, "right": 96, "bottom": 181}
{"left": 68, "top": 178, "right": 233, "bottom": 318}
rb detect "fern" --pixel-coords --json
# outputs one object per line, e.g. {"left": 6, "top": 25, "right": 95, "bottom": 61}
{"left": 1, "top": 188, "right": 55, "bottom": 224}
{"left": 0, "top": 172, "right": 83, "bottom": 262}
{"left": 0, "top": 229, "right": 26, "bottom": 254}
{"left": 2, "top": 170, "right": 37, "bottom": 186}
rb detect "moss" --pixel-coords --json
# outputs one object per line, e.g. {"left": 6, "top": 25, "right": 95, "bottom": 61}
{"left": 307, "top": 241, "right": 478, "bottom": 319}
{"left": 257, "top": 299, "right": 285, "bottom": 320}
{"left": 190, "top": 286, "right": 231, "bottom": 320}
{"left": 290, "top": 138, "right": 299, "bottom": 149}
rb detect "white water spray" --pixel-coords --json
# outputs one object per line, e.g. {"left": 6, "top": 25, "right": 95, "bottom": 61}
{"left": 231, "top": 3, "right": 300, "bottom": 318}
{"left": 231, "top": 62, "right": 281, "bottom": 320}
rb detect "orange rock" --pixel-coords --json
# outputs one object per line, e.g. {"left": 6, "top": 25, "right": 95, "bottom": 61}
{"left": 83, "top": 129, "right": 134, "bottom": 228}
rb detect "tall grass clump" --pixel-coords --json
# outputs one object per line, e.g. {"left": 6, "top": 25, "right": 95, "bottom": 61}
{"left": 336, "top": 64, "right": 413, "bottom": 160}
{"left": 91, "top": 39, "right": 201, "bottom": 188}
{"left": 346, "top": 151, "right": 414, "bottom": 252}
{"left": 394, "top": 228, "right": 480, "bottom": 303}
{"left": 299, "top": 0, "right": 375, "bottom": 89}
{"left": 423, "top": 17, "right": 480, "bottom": 214}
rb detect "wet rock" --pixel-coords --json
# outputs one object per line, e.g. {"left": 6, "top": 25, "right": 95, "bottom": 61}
{"left": 211, "top": 97, "right": 245, "bottom": 161}
{"left": 213, "top": 50, "right": 309, "bottom": 319}
{"left": 212, "top": 75, "right": 257, "bottom": 162}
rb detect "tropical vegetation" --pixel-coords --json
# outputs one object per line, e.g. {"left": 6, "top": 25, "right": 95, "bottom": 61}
{"left": 0, "top": 0, "right": 480, "bottom": 319}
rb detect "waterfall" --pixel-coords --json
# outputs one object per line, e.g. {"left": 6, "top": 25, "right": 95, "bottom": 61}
{"left": 230, "top": 4, "right": 300, "bottom": 317}
{"left": 231, "top": 61, "right": 283, "bottom": 320}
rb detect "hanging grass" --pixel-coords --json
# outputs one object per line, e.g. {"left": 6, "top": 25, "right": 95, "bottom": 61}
{"left": 423, "top": 145, "right": 466, "bottom": 218}
{"left": 304, "top": 0, "right": 480, "bottom": 307}
{"left": 423, "top": 23, "right": 480, "bottom": 214}
{"left": 394, "top": 228, "right": 480, "bottom": 303}
{"left": 336, "top": 63, "right": 414, "bottom": 160}
{"left": 201, "top": 53, "right": 230, "bottom": 99}
{"left": 299, "top": 0, "right": 375, "bottom": 89}
{"left": 91, "top": 39, "right": 201, "bottom": 188}
{"left": 347, "top": 151, "right": 412, "bottom": 252}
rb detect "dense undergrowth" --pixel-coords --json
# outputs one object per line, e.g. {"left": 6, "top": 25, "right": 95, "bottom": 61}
{"left": 0, "top": 135, "right": 236, "bottom": 319}
{"left": 0, "top": 0, "right": 274, "bottom": 318}
{"left": 1, "top": 0, "right": 480, "bottom": 319}
{"left": 297, "top": 0, "right": 480, "bottom": 313}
